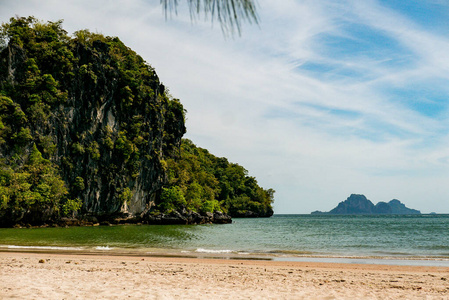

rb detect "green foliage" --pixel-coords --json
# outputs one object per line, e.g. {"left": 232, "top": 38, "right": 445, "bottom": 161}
{"left": 87, "top": 141, "right": 100, "bottom": 160}
{"left": 103, "top": 136, "right": 114, "bottom": 150}
{"left": 0, "top": 15, "right": 77, "bottom": 221}
{"left": 0, "top": 144, "right": 71, "bottom": 223}
{"left": 118, "top": 187, "right": 133, "bottom": 206}
{"left": 27, "top": 102, "right": 50, "bottom": 126}
{"left": 25, "top": 144, "right": 67, "bottom": 205}
{"left": 185, "top": 182, "right": 203, "bottom": 211}
{"left": 79, "top": 64, "right": 98, "bottom": 83}
{"left": 102, "top": 126, "right": 115, "bottom": 150}
{"left": 115, "top": 131, "right": 137, "bottom": 161}
{"left": 73, "top": 29, "right": 107, "bottom": 46}
{"left": 1, "top": 17, "right": 73, "bottom": 111}
{"left": 72, "top": 142, "right": 85, "bottom": 155}
{"left": 0, "top": 96, "right": 29, "bottom": 147}
{"left": 0, "top": 17, "right": 77, "bottom": 222}
{"left": 62, "top": 198, "right": 82, "bottom": 217}
{"left": 73, "top": 177, "right": 85, "bottom": 191}
{"left": 162, "top": 139, "right": 274, "bottom": 216}
{"left": 38, "top": 135, "right": 56, "bottom": 156}
{"left": 159, "top": 186, "right": 187, "bottom": 213}
{"left": 11, "top": 127, "right": 32, "bottom": 145}
{"left": 200, "top": 199, "right": 220, "bottom": 214}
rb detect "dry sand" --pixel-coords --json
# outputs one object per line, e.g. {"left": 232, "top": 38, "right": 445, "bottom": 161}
{"left": 1, "top": 252, "right": 449, "bottom": 299}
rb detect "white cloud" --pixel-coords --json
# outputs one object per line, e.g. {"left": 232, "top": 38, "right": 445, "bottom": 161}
{"left": 2, "top": 0, "right": 449, "bottom": 213}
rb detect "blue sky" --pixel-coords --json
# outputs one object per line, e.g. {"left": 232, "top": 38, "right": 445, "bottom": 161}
{"left": 2, "top": 0, "right": 449, "bottom": 213}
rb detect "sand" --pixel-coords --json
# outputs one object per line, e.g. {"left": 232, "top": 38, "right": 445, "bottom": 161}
{"left": 1, "top": 252, "right": 449, "bottom": 299}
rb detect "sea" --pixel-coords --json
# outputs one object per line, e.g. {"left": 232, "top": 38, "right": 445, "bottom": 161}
{"left": 1, "top": 214, "right": 449, "bottom": 267}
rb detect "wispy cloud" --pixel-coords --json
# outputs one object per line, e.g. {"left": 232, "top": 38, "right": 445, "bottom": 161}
{"left": 2, "top": 0, "right": 449, "bottom": 213}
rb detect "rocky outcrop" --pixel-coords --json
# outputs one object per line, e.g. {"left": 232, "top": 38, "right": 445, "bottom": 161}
{"left": 329, "top": 194, "right": 375, "bottom": 214}
{"left": 144, "top": 210, "right": 232, "bottom": 225}
{"left": 10, "top": 210, "right": 232, "bottom": 228}
{"left": 387, "top": 199, "right": 420, "bottom": 214}
{"left": 231, "top": 210, "right": 273, "bottom": 218}
{"left": 312, "top": 194, "right": 421, "bottom": 215}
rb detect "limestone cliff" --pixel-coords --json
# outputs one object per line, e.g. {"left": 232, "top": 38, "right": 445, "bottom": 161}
{"left": 0, "top": 17, "right": 185, "bottom": 225}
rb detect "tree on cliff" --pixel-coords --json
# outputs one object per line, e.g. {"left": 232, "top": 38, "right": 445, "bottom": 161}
{"left": 160, "top": 0, "right": 258, "bottom": 34}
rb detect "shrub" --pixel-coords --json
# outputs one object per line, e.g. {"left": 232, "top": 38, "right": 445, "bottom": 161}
{"left": 159, "top": 186, "right": 186, "bottom": 212}
{"left": 62, "top": 198, "right": 82, "bottom": 217}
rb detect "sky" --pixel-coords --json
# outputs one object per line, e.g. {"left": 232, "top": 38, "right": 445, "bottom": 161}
{"left": 2, "top": 0, "right": 449, "bottom": 213}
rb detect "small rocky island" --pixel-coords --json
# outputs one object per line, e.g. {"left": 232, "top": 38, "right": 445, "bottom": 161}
{"left": 312, "top": 194, "right": 421, "bottom": 215}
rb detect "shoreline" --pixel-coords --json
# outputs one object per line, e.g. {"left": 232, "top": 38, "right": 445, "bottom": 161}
{"left": 3, "top": 245, "right": 449, "bottom": 267}
{"left": 1, "top": 251, "right": 449, "bottom": 299}
{"left": 2, "top": 245, "right": 449, "bottom": 267}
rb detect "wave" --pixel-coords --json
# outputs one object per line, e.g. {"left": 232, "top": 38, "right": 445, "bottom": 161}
{"left": 267, "top": 250, "right": 315, "bottom": 255}
{"left": 195, "top": 248, "right": 235, "bottom": 254}
{"left": 95, "top": 246, "right": 113, "bottom": 250}
{"left": 195, "top": 248, "right": 316, "bottom": 256}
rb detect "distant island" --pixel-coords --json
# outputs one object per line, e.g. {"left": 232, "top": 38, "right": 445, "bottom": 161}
{"left": 312, "top": 194, "right": 421, "bottom": 215}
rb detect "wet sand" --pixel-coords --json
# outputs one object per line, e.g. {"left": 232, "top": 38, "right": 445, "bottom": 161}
{"left": 1, "top": 251, "right": 449, "bottom": 299}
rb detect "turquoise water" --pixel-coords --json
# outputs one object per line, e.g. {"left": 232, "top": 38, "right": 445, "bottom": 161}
{"left": 1, "top": 215, "right": 449, "bottom": 264}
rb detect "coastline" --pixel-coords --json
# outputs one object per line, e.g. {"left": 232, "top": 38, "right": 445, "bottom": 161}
{"left": 3, "top": 245, "right": 449, "bottom": 268}
{"left": 3, "top": 215, "right": 449, "bottom": 264}
{"left": 1, "top": 251, "right": 449, "bottom": 299}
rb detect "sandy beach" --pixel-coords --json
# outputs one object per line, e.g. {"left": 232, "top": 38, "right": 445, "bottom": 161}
{"left": 1, "top": 252, "right": 449, "bottom": 299}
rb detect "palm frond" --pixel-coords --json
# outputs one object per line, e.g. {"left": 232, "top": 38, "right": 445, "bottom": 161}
{"left": 160, "top": 0, "right": 259, "bottom": 35}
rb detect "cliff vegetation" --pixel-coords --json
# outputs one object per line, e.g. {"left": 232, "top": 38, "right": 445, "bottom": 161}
{"left": 162, "top": 139, "right": 274, "bottom": 218}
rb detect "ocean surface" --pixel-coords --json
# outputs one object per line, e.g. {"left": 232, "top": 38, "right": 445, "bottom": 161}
{"left": 1, "top": 214, "right": 449, "bottom": 266}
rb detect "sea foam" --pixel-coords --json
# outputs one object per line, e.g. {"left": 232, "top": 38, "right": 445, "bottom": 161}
{"left": 195, "top": 248, "right": 234, "bottom": 254}
{"left": 95, "top": 246, "right": 113, "bottom": 250}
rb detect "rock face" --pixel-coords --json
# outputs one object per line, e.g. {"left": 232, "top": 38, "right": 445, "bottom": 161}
{"left": 312, "top": 194, "right": 421, "bottom": 215}
{"left": 329, "top": 194, "right": 375, "bottom": 214}
{"left": 59, "top": 41, "right": 182, "bottom": 216}
{"left": 387, "top": 199, "right": 420, "bottom": 214}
